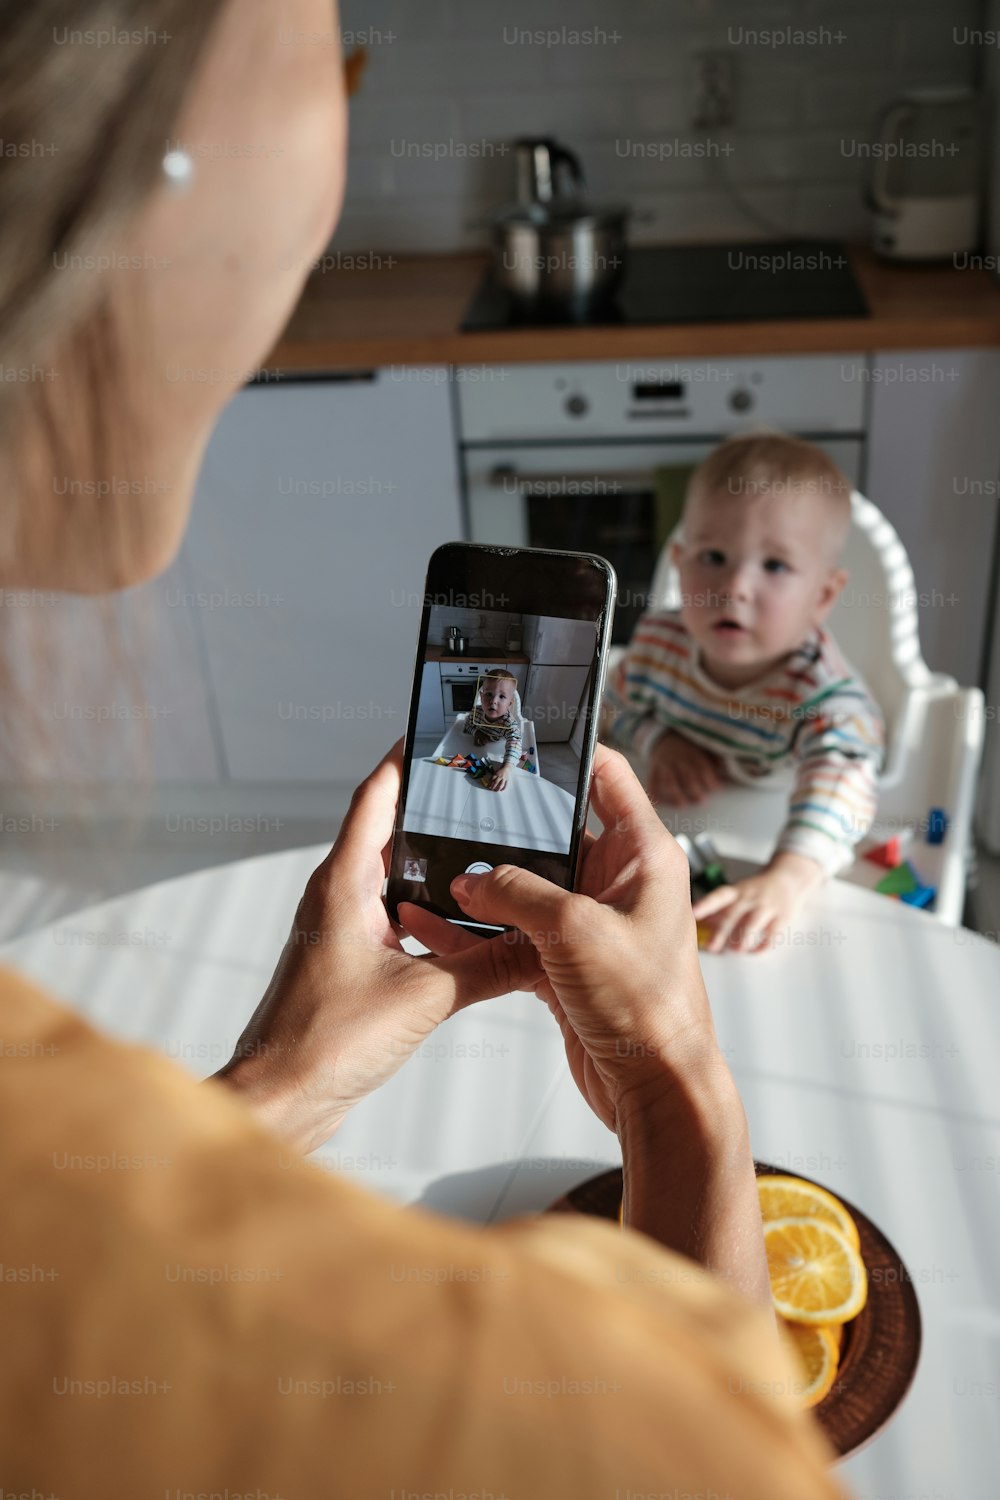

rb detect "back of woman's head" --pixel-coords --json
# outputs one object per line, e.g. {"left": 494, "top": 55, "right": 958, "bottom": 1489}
{"left": 0, "top": 2, "right": 225, "bottom": 394}
{"left": 0, "top": 3, "right": 227, "bottom": 780}
{"left": 0, "top": 2, "right": 347, "bottom": 784}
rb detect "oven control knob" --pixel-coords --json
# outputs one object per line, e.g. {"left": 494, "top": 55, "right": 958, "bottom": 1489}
{"left": 565, "top": 393, "right": 589, "bottom": 417}
{"left": 728, "top": 388, "right": 754, "bottom": 412}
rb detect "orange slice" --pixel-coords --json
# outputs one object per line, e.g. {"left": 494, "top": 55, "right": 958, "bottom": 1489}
{"left": 764, "top": 1216, "right": 868, "bottom": 1324}
{"left": 782, "top": 1321, "right": 840, "bottom": 1408}
{"left": 758, "top": 1174, "right": 861, "bottom": 1251}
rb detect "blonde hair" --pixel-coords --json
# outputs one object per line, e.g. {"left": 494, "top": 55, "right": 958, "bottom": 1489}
{"left": 686, "top": 432, "right": 853, "bottom": 560}
{"left": 0, "top": 4, "right": 229, "bottom": 775}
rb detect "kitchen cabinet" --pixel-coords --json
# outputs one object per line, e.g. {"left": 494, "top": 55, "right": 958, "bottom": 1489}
{"left": 416, "top": 663, "right": 445, "bottom": 738}
{"left": 19, "top": 344, "right": 998, "bottom": 822}
{"left": 184, "top": 372, "right": 463, "bottom": 786}
{"left": 865, "top": 348, "right": 1000, "bottom": 688}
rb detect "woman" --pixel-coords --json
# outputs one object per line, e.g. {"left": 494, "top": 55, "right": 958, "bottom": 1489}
{"left": 0, "top": 3, "right": 845, "bottom": 1496}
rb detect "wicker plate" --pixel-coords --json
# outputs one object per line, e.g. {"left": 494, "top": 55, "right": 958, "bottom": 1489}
{"left": 546, "top": 1161, "right": 921, "bottom": 1459}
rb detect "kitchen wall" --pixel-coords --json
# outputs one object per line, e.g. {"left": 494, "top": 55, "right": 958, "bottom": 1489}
{"left": 333, "top": 0, "right": 980, "bottom": 253}
{"left": 428, "top": 608, "right": 521, "bottom": 650}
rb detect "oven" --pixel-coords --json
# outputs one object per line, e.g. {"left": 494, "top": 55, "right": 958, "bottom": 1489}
{"left": 457, "top": 356, "right": 868, "bottom": 644}
{"left": 440, "top": 660, "right": 495, "bottom": 717}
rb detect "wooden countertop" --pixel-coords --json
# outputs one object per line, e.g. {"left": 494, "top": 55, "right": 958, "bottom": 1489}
{"left": 266, "top": 246, "right": 1000, "bottom": 373}
{"left": 425, "top": 650, "right": 529, "bottom": 664}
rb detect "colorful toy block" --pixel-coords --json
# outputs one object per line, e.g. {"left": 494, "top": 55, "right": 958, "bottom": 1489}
{"left": 864, "top": 835, "right": 902, "bottom": 868}
{"left": 874, "top": 860, "right": 919, "bottom": 897}
{"left": 926, "top": 808, "right": 949, "bottom": 845}
{"left": 900, "top": 882, "right": 936, "bottom": 909}
{"left": 692, "top": 833, "right": 729, "bottom": 893}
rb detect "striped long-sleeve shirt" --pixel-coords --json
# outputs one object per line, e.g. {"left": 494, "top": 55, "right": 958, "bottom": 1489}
{"left": 605, "top": 610, "right": 886, "bottom": 877}
{"left": 463, "top": 704, "right": 523, "bottom": 766}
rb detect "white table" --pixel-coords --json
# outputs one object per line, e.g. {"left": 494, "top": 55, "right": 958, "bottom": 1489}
{"left": 404, "top": 758, "right": 575, "bottom": 852}
{"left": 3, "top": 849, "right": 1000, "bottom": 1498}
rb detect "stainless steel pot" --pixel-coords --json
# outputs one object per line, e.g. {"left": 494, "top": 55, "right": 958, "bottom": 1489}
{"left": 492, "top": 137, "right": 631, "bottom": 312}
{"left": 493, "top": 202, "right": 629, "bottom": 310}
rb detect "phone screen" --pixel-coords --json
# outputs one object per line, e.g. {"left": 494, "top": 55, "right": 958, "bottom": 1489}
{"left": 386, "top": 543, "right": 616, "bottom": 932}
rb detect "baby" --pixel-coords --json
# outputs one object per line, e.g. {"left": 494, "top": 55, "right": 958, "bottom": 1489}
{"left": 463, "top": 669, "right": 522, "bottom": 793}
{"left": 604, "top": 432, "right": 885, "bottom": 954}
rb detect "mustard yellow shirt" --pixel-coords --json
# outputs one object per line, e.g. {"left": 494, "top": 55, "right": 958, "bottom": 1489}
{"left": 0, "top": 967, "right": 846, "bottom": 1499}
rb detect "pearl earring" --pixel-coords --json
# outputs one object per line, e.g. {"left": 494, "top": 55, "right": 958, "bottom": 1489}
{"left": 162, "top": 146, "right": 195, "bottom": 193}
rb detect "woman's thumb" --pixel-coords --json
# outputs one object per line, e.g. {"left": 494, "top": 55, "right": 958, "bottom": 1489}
{"left": 450, "top": 864, "right": 578, "bottom": 948}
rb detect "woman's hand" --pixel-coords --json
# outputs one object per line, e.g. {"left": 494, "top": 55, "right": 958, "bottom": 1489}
{"left": 692, "top": 851, "right": 826, "bottom": 954}
{"left": 401, "top": 745, "right": 770, "bottom": 1305}
{"left": 648, "top": 728, "right": 724, "bottom": 806}
{"left": 403, "top": 744, "right": 723, "bottom": 1133}
{"left": 214, "top": 743, "right": 540, "bottom": 1154}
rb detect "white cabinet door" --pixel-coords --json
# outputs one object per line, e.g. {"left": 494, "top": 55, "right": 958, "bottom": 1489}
{"left": 184, "top": 372, "right": 463, "bottom": 784}
{"left": 865, "top": 349, "right": 1000, "bottom": 686}
{"left": 415, "top": 663, "right": 445, "bottom": 737}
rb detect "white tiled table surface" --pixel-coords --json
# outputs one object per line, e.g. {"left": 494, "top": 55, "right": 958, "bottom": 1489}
{"left": 3, "top": 848, "right": 999, "bottom": 1499}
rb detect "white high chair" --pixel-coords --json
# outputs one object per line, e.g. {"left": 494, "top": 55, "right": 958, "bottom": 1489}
{"left": 617, "top": 491, "right": 985, "bottom": 926}
{"left": 430, "top": 690, "right": 540, "bottom": 775}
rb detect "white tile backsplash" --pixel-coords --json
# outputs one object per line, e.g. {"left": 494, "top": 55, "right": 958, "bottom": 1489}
{"left": 629, "top": 185, "right": 799, "bottom": 244}
{"left": 790, "top": 183, "right": 871, "bottom": 241}
{"left": 334, "top": 0, "right": 980, "bottom": 254}
{"left": 428, "top": 609, "right": 522, "bottom": 652}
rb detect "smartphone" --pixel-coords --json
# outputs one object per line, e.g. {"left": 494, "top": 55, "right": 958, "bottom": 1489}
{"left": 386, "top": 543, "right": 617, "bottom": 934}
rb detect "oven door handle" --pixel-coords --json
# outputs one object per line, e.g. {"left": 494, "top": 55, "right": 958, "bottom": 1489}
{"left": 489, "top": 463, "right": 657, "bottom": 494}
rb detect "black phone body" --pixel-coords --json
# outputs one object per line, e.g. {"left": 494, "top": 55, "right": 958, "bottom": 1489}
{"left": 386, "top": 543, "right": 617, "bottom": 934}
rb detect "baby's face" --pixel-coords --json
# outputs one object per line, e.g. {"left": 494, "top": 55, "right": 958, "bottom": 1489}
{"left": 671, "top": 488, "right": 847, "bottom": 689}
{"left": 479, "top": 678, "right": 514, "bottom": 718}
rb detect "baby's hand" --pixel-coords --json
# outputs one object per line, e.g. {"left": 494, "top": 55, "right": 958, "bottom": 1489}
{"left": 691, "top": 851, "right": 826, "bottom": 955}
{"left": 488, "top": 765, "right": 511, "bottom": 793}
{"left": 648, "top": 729, "right": 725, "bottom": 806}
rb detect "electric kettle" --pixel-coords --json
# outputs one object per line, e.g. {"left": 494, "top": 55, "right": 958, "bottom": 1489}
{"left": 866, "top": 88, "right": 981, "bottom": 260}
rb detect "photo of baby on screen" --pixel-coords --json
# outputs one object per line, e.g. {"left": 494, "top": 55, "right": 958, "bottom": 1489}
{"left": 402, "top": 606, "right": 596, "bottom": 857}
{"left": 463, "top": 669, "right": 522, "bottom": 793}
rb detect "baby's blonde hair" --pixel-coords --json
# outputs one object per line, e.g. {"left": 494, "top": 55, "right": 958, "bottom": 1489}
{"left": 687, "top": 432, "right": 853, "bottom": 562}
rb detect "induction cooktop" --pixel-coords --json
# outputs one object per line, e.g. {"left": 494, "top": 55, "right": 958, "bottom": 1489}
{"left": 460, "top": 240, "right": 869, "bottom": 331}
